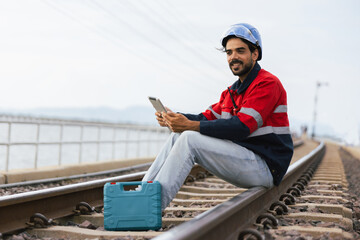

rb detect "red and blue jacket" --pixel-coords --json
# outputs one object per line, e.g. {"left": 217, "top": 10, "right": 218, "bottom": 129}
{"left": 183, "top": 63, "right": 293, "bottom": 186}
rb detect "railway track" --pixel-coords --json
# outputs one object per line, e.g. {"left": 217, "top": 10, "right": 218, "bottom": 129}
{"left": 0, "top": 140, "right": 304, "bottom": 194}
{"left": 0, "top": 163, "right": 152, "bottom": 195}
{"left": 1, "top": 140, "right": 358, "bottom": 239}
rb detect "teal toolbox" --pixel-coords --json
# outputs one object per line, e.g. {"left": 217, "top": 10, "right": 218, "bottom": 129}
{"left": 103, "top": 181, "right": 162, "bottom": 231}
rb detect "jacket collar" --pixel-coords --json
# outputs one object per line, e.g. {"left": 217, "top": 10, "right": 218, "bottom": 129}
{"left": 230, "top": 62, "right": 261, "bottom": 94}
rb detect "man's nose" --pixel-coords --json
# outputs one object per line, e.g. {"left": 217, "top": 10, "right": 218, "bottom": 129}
{"left": 229, "top": 52, "right": 239, "bottom": 62}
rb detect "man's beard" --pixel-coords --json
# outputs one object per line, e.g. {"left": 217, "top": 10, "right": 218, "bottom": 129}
{"left": 229, "top": 58, "right": 253, "bottom": 77}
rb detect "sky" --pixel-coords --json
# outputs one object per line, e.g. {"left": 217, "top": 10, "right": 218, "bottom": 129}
{"left": 0, "top": 0, "right": 359, "bottom": 144}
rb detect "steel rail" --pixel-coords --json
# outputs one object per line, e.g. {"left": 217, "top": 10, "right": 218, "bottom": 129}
{"left": 0, "top": 171, "right": 146, "bottom": 234}
{"left": 0, "top": 162, "right": 152, "bottom": 189}
{"left": 0, "top": 163, "right": 204, "bottom": 235}
{"left": 293, "top": 139, "right": 304, "bottom": 148}
{"left": 0, "top": 139, "right": 310, "bottom": 236}
{"left": 155, "top": 141, "right": 325, "bottom": 240}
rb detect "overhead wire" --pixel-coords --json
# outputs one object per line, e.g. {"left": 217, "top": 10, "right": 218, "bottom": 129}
{"left": 157, "top": 0, "right": 217, "bottom": 44}
{"left": 119, "top": 0, "right": 228, "bottom": 76}
{"left": 86, "top": 0, "right": 225, "bottom": 86}
{"left": 41, "top": 0, "right": 148, "bottom": 63}
{"left": 142, "top": 0, "right": 226, "bottom": 59}
{"left": 40, "top": 0, "right": 220, "bottom": 94}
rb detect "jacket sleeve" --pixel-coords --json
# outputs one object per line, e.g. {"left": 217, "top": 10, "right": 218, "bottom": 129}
{"left": 182, "top": 113, "right": 208, "bottom": 121}
{"left": 200, "top": 117, "right": 250, "bottom": 140}
{"left": 200, "top": 77, "right": 282, "bottom": 141}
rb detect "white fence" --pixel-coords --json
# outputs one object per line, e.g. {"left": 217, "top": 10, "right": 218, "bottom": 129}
{"left": 0, "top": 115, "right": 170, "bottom": 171}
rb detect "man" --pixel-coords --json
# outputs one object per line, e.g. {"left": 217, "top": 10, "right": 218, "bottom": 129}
{"left": 143, "top": 23, "right": 294, "bottom": 210}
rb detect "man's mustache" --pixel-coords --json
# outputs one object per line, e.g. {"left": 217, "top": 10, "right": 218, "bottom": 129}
{"left": 230, "top": 60, "right": 243, "bottom": 65}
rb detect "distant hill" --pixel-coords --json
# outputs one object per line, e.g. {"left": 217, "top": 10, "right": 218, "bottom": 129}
{"left": 0, "top": 106, "right": 159, "bottom": 125}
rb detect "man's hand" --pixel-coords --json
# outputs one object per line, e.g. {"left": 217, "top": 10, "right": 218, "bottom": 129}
{"left": 163, "top": 112, "right": 200, "bottom": 132}
{"left": 155, "top": 111, "right": 168, "bottom": 127}
{"left": 155, "top": 107, "right": 173, "bottom": 127}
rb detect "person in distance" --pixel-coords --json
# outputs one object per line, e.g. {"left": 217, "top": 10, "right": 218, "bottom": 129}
{"left": 143, "top": 23, "right": 294, "bottom": 210}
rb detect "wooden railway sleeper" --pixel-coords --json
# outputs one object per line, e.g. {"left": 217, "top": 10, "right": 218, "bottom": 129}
{"left": 27, "top": 213, "right": 54, "bottom": 228}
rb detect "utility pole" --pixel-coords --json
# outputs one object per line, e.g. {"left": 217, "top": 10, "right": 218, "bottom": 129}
{"left": 311, "top": 81, "right": 328, "bottom": 139}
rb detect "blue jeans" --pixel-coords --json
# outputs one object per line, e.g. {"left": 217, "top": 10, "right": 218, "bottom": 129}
{"left": 143, "top": 131, "right": 273, "bottom": 210}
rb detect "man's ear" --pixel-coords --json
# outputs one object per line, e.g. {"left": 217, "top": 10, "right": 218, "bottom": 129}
{"left": 252, "top": 49, "right": 259, "bottom": 61}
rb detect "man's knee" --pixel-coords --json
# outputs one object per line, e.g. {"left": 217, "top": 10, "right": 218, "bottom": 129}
{"left": 180, "top": 130, "right": 201, "bottom": 138}
{"left": 168, "top": 132, "right": 181, "bottom": 143}
{"left": 177, "top": 131, "right": 202, "bottom": 146}
{"left": 170, "top": 132, "right": 181, "bottom": 138}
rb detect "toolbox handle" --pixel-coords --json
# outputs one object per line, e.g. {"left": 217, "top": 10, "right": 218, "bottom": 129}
{"left": 119, "top": 181, "right": 143, "bottom": 186}
{"left": 118, "top": 181, "right": 155, "bottom": 192}
{"left": 108, "top": 181, "right": 157, "bottom": 192}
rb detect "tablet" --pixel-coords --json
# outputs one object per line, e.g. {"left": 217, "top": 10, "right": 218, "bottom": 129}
{"left": 148, "top": 96, "right": 167, "bottom": 113}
